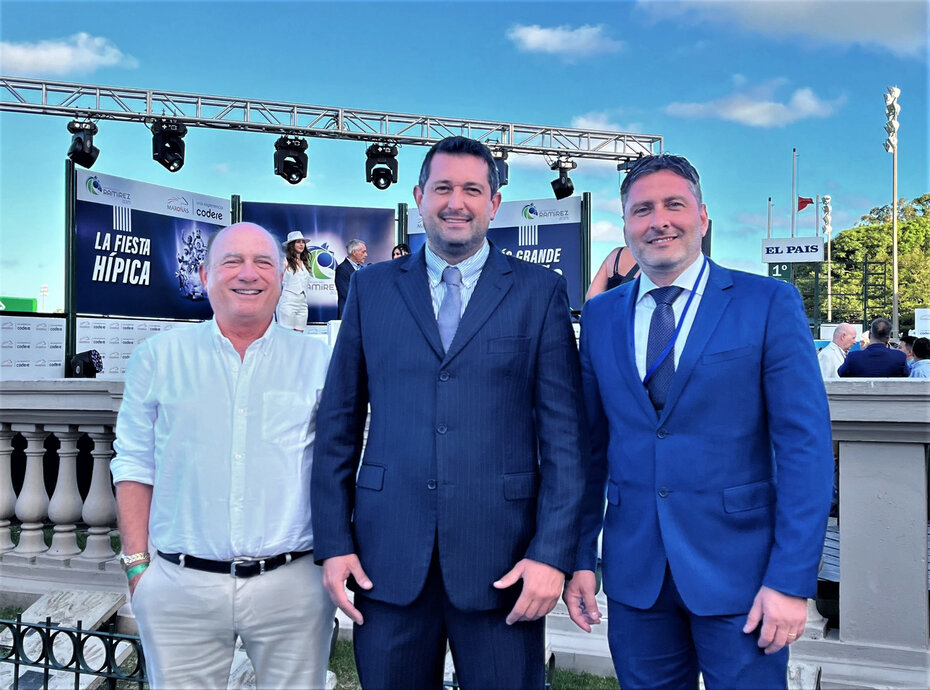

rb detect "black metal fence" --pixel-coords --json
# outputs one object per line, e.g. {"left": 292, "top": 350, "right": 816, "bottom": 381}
{"left": 0, "top": 615, "right": 146, "bottom": 689}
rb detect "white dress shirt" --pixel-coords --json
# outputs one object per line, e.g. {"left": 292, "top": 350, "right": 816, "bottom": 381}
{"left": 633, "top": 254, "right": 710, "bottom": 380}
{"left": 281, "top": 262, "right": 310, "bottom": 296}
{"left": 817, "top": 341, "right": 846, "bottom": 379}
{"left": 112, "top": 319, "right": 331, "bottom": 560}
{"left": 425, "top": 239, "right": 490, "bottom": 318}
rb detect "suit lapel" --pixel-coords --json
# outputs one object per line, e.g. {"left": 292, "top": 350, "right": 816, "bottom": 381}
{"left": 660, "top": 261, "right": 732, "bottom": 421}
{"left": 443, "top": 247, "right": 513, "bottom": 362}
{"left": 396, "top": 249, "right": 445, "bottom": 360}
{"left": 609, "top": 279, "right": 656, "bottom": 420}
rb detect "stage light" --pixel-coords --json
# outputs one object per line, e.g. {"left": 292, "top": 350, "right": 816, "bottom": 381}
{"left": 550, "top": 157, "right": 577, "bottom": 200}
{"left": 492, "top": 150, "right": 509, "bottom": 187}
{"left": 274, "top": 135, "right": 309, "bottom": 184}
{"left": 152, "top": 119, "right": 188, "bottom": 172}
{"left": 365, "top": 143, "right": 398, "bottom": 190}
{"left": 67, "top": 120, "right": 99, "bottom": 168}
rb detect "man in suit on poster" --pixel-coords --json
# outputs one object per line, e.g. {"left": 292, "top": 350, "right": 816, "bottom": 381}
{"left": 334, "top": 238, "right": 367, "bottom": 318}
{"left": 312, "top": 136, "right": 585, "bottom": 689}
{"left": 563, "top": 154, "right": 833, "bottom": 689}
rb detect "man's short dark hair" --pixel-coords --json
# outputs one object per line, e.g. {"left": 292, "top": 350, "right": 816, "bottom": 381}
{"left": 620, "top": 154, "right": 703, "bottom": 210}
{"left": 418, "top": 136, "right": 499, "bottom": 196}
{"left": 900, "top": 335, "right": 917, "bottom": 348}
{"left": 913, "top": 337, "right": 930, "bottom": 360}
{"left": 869, "top": 317, "right": 894, "bottom": 342}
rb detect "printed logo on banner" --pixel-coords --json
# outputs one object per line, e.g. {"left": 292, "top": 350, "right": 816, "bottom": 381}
{"left": 87, "top": 177, "right": 104, "bottom": 196}
{"left": 518, "top": 225, "right": 539, "bottom": 246}
{"left": 0, "top": 322, "right": 11, "bottom": 330}
{"left": 308, "top": 244, "right": 338, "bottom": 280}
{"left": 87, "top": 176, "right": 131, "bottom": 203}
{"left": 167, "top": 196, "right": 191, "bottom": 214}
{"left": 523, "top": 204, "right": 539, "bottom": 220}
{"left": 177, "top": 227, "right": 208, "bottom": 301}
{"left": 1, "top": 340, "right": 13, "bottom": 349}
{"left": 1, "top": 359, "right": 12, "bottom": 368}
{"left": 113, "top": 206, "right": 132, "bottom": 232}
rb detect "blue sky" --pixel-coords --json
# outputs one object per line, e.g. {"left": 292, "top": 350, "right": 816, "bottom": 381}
{"left": 1, "top": 0, "right": 927, "bottom": 312}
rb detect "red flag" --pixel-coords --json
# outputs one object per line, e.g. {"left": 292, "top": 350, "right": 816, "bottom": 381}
{"left": 798, "top": 196, "right": 814, "bottom": 211}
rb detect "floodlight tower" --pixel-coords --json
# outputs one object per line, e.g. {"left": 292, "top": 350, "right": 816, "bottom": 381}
{"left": 884, "top": 86, "right": 900, "bottom": 336}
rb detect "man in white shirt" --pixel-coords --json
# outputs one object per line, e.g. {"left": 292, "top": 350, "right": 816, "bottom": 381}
{"left": 111, "top": 222, "right": 335, "bottom": 689}
{"left": 818, "top": 322, "right": 857, "bottom": 379}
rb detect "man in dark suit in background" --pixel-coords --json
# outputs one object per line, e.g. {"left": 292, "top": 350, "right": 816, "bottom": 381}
{"left": 564, "top": 154, "right": 833, "bottom": 689}
{"left": 312, "top": 136, "right": 585, "bottom": 689}
{"left": 334, "top": 238, "right": 367, "bottom": 318}
{"left": 838, "top": 317, "right": 909, "bottom": 377}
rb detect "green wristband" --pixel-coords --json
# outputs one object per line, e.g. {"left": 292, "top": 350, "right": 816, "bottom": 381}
{"left": 126, "top": 562, "right": 149, "bottom": 580}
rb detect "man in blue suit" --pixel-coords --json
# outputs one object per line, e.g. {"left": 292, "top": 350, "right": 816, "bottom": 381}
{"left": 563, "top": 154, "right": 833, "bottom": 689}
{"left": 312, "top": 137, "right": 585, "bottom": 689}
{"left": 838, "top": 317, "right": 909, "bottom": 377}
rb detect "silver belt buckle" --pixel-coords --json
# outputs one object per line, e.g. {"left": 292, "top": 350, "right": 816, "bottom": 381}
{"left": 230, "top": 558, "right": 248, "bottom": 577}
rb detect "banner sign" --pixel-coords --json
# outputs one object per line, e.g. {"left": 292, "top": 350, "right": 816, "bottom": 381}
{"left": 761, "top": 237, "right": 824, "bottom": 264}
{"left": 0, "top": 314, "right": 66, "bottom": 379}
{"left": 240, "top": 201, "right": 396, "bottom": 322}
{"left": 409, "top": 197, "right": 584, "bottom": 311}
{"left": 74, "top": 170, "right": 229, "bottom": 319}
{"left": 75, "top": 316, "right": 190, "bottom": 380}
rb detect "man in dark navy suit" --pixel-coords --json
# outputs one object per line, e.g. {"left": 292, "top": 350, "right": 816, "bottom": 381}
{"left": 839, "top": 317, "right": 909, "bottom": 377}
{"left": 312, "top": 137, "right": 585, "bottom": 689}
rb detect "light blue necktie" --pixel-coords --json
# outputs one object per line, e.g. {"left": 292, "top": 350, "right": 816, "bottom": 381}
{"left": 646, "top": 286, "right": 683, "bottom": 411}
{"left": 437, "top": 266, "right": 462, "bottom": 352}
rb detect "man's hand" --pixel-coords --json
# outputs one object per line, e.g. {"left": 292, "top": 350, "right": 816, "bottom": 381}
{"left": 494, "top": 558, "right": 564, "bottom": 625}
{"left": 742, "top": 585, "right": 807, "bottom": 654}
{"left": 128, "top": 570, "right": 145, "bottom": 597}
{"left": 561, "top": 569, "right": 602, "bottom": 632}
{"left": 322, "top": 554, "right": 373, "bottom": 625}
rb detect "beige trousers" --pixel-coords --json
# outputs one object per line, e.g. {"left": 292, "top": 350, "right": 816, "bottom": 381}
{"left": 131, "top": 553, "right": 335, "bottom": 689}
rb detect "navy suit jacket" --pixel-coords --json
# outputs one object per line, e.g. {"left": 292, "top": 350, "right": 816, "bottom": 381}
{"left": 838, "top": 343, "right": 909, "bottom": 377}
{"left": 312, "top": 246, "right": 586, "bottom": 611}
{"left": 577, "top": 259, "right": 833, "bottom": 616}
{"left": 334, "top": 258, "right": 356, "bottom": 318}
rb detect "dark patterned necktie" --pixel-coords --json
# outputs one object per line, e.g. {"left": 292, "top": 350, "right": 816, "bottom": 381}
{"left": 437, "top": 266, "right": 462, "bottom": 352}
{"left": 646, "top": 286, "right": 683, "bottom": 411}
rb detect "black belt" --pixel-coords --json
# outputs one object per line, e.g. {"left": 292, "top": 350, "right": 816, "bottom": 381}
{"left": 157, "top": 550, "right": 312, "bottom": 578}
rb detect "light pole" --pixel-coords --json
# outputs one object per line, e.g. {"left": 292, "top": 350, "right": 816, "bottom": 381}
{"left": 884, "top": 86, "right": 900, "bottom": 336}
{"left": 822, "top": 196, "right": 832, "bottom": 322}
{"left": 40, "top": 285, "right": 48, "bottom": 313}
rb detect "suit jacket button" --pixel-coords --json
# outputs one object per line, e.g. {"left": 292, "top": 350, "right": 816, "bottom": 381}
{"left": 439, "top": 371, "right": 450, "bottom": 382}
{"left": 658, "top": 487, "right": 669, "bottom": 498}
{"left": 427, "top": 480, "right": 437, "bottom": 490}
{"left": 656, "top": 428, "right": 668, "bottom": 439}
{"left": 437, "top": 424, "right": 448, "bottom": 434}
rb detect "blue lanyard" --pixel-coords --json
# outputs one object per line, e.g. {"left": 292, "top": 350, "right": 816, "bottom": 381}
{"left": 634, "top": 256, "right": 708, "bottom": 386}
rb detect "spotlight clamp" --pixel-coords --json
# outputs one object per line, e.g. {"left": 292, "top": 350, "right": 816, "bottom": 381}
{"left": 151, "top": 119, "right": 188, "bottom": 172}
{"left": 274, "top": 135, "right": 309, "bottom": 184}
{"left": 67, "top": 118, "right": 100, "bottom": 169}
{"left": 365, "top": 143, "right": 399, "bottom": 190}
{"left": 549, "top": 156, "right": 577, "bottom": 200}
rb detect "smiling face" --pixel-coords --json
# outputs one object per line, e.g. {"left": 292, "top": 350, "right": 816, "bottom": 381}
{"left": 413, "top": 152, "right": 502, "bottom": 264}
{"left": 199, "top": 223, "right": 282, "bottom": 332}
{"left": 622, "top": 169, "right": 708, "bottom": 286}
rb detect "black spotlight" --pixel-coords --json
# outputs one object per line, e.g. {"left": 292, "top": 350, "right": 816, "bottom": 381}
{"left": 68, "top": 350, "right": 103, "bottom": 378}
{"left": 365, "top": 143, "right": 398, "bottom": 190}
{"left": 67, "top": 120, "right": 99, "bottom": 168}
{"left": 152, "top": 119, "right": 188, "bottom": 172}
{"left": 274, "top": 135, "right": 309, "bottom": 184}
{"left": 492, "top": 150, "right": 509, "bottom": 187}
{"left": 550, "top": 158, "right": 577, "bottom": 200}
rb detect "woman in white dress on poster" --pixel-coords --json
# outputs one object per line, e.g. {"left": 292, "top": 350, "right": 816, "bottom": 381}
{"left": 276, "top": 230, "right": 312, "bottom": 332}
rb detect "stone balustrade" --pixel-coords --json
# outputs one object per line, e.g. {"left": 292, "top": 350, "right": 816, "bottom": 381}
{"left": 1, "top": 377, "right": 928, "bottom": 686}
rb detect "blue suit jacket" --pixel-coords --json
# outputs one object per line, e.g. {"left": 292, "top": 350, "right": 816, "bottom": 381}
{"left": 577, "top": 260, "right": 833, "bottom": 616}
{"left": 312, "top": 246, "right": 586, "bottom": 611}
{"left": 838, "top": 343, "right": 909, "bottom": 377}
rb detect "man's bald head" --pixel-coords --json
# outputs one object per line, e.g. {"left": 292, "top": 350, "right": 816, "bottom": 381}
{"left": 832, "top": 323, "right": 857, "bottom": 352}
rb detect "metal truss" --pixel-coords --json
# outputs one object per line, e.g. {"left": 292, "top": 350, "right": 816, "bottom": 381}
{"left": 0, "top": 76, "right": 662, "bottom": 162}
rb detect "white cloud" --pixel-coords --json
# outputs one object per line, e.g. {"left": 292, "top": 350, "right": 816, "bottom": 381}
{"left": 591, "top": 219, "right": 624, "bottom": 243}
{"left": 0, "top": 33, "right": 138, "bottom": 76}
{"left": 637, "top": 0, "right": 926, "bottom": 60}
{"left": 506, "top": 24, "right": 623, "bottom": 59}
{"left": 665, "top": 80, "right": 845, "bottom": 128}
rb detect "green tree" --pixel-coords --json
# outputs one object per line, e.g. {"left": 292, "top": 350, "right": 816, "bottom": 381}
{"left": 793, "top": 194, "right": 930, "bottom": 333}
